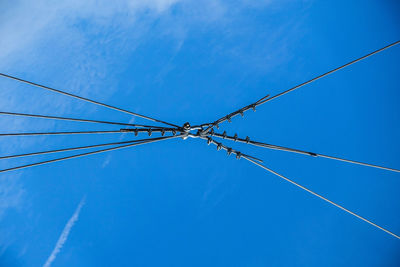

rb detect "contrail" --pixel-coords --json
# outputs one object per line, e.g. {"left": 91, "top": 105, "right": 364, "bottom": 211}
{"left": 43, "top": 197, "right": 86, "bottom": 267}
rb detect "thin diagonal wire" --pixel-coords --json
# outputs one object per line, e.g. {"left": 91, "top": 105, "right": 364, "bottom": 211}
{"left": 211, "top": 132, "right": 400, "bottom": 173}
{"left": 0, "top": 130, "right": 128, "bottom": 136}
{"left": 257, "top": 40, "right": 400, "bottom": 105}
{"left": 202, "top": 40, "right": 400, "bottom": 135}
{"left": 202, "top": 41, "right": 399, "bottom": 134}
{"left": 0, "top": 111, "right": 164, "bottom": 128}
{"left": 0, "top": 73, "right": 179, "bottom": 128}
{"left": 0, "top": 135, "right": 181, "bottom": 174}
{"left": 0, "top": 139, "right": 150, "bottom": 160}
{"left": 242, "top": 155, "right": 400, "bottom": 240}
{"left": 0, "top": 127, "right": 176, "bottom": 137}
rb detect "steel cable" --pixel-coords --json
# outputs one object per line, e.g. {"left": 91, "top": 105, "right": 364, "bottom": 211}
{"left": 242, "top": 155, "right": 400, "bottom": 240}
{"left": 0, "top": 135, "right": 181, "bottom": 174}
{"left": 0, "top": 73, "right": 179, "bottom": 128}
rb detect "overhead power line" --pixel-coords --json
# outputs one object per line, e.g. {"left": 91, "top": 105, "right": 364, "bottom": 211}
{"left": 0, "top": 111, "right": 163, "bottom": 128}
{"left": 0, "top": 139, "right": 152, "bottom": 160}
{"left": 257, "top": 40, "right": 400, "bottom": 105}
{"left": 0, "top": 135, "right": 180, "bottom": 174}
{"left": 201, "top": 40, "right": 400, "bottom": 134}
{"left": 211, "top": 131, "right": 400, "bottom": 173}
{"left": 0, "top": 72, "right": 179, "bottom": 128}
{"left": 241, "top": 155, "right": 400, "bottom": 240}
{"left": 0, "top": 127, "right": 176, "bottom": 137}
{"left": 0, "top": 39, "right": 398, "bottom": 242}
{"left": 0, "top": 130, "right": 129, "bottom": 136}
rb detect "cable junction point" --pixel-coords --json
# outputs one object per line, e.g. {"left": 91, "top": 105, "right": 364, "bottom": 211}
{"left": 0, "top": 40, "right": 399, "bottom": 240}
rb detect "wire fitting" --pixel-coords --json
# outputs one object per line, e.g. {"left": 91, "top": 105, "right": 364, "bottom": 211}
{"left": 183, "top": 122, "right": 191, "bottom": 132}
{"left": 217, "top": 143, "right": 222, "bottom": 151}
{"left": 235, "top": 151, "right": 241, "bottom": 159}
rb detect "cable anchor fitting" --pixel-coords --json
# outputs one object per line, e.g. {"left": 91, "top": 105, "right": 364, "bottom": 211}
{"left": 183, "top": 122, "right": 191, "bottom": 132}
{"left": 245, "top": 136, "right": 250, "bottom": 144}
{"left": 235, "top": 152, "right": 241, "bottom": 159}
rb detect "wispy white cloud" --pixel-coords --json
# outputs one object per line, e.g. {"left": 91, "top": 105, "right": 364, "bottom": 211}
{"left": 101, "top": 155, "right": 112, "bottom": 168}
{"left": 0, "top": 173, "right": 24, "bottom": 219}
{"left": 43, "top": 197, "right": 86, "bottom": 267}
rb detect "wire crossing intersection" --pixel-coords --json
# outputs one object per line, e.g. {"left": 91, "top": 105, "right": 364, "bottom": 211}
{"left": 0, "top": 40, "right": 399, "bottom": 240}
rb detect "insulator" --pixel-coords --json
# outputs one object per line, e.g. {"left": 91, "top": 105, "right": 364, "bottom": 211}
{"left": 233, "top": 133, "right": 238, "bottom": 141}
{"left": 148, "top": 129, "right": 152, "bottom": 136}
{"left": 207, "top": 138, "right": 212, "bottom": 145}
{"left": 227, "top": 148, "right": 232, "bottom": 155}
{"left": 239, "top": 110, "right": 244, "bottom": 117}
{"left": 134, "top": 129, "right": 138, "bottom": 136}
{"left": 210, "top": 128, "right": 214, "bottom": 136}
{"left": 215, "top": 123, "right": 219, "bottom": 129}
{"left": 217, "top": 143, "right": 222, "bottom": 151}
{"left": 161, "top": 129, "right": 165, "bottom": 136}
{"left": 226, "top": 115, "right": 231, "bottom": 122}
{"left": 172, "top": 129, "right": 177, "bottom": 135}
{"left": 251, "top": 104, "right": 256, "bottom": 111}
{"left": 245, "top": 136, "right": 250, "bottom": 143}
{"left": 222, "top": 131, "right": 227, "bottom": 139}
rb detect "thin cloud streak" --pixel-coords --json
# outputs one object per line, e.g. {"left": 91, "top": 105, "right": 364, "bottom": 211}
{"left": 43, "top": 197, "right": 86, "bottom": 267}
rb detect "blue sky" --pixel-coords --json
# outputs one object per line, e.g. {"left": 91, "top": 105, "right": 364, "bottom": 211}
{"left": 0, "top": 0, "right": 399, "bottom": 266}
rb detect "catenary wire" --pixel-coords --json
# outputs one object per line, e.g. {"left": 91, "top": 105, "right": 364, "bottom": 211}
{"left": 0, "top": 72, "right": 179, "bottom": 128}
{"left": 242, "top": 155, "right": 400, "bottom": 240}
{"left": 257, "top": 40, "right": 400, "bottom": 105}
{"left": 211, "top": 132, "right": 400, "bottom": 173}
{"left": 0, "top": 135, "right": 181, "bottom": 174}
{"left": 0, "top": 127, "right": 177, "bottom": 137}
{"left": 202, "top": 40, "right": 400, "bottom": 134}
{"left": 0, "top": 111, "right": 164, "bottom": 128}
{"left": 0, "top": 139, "right": 153, "bottom": 160}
